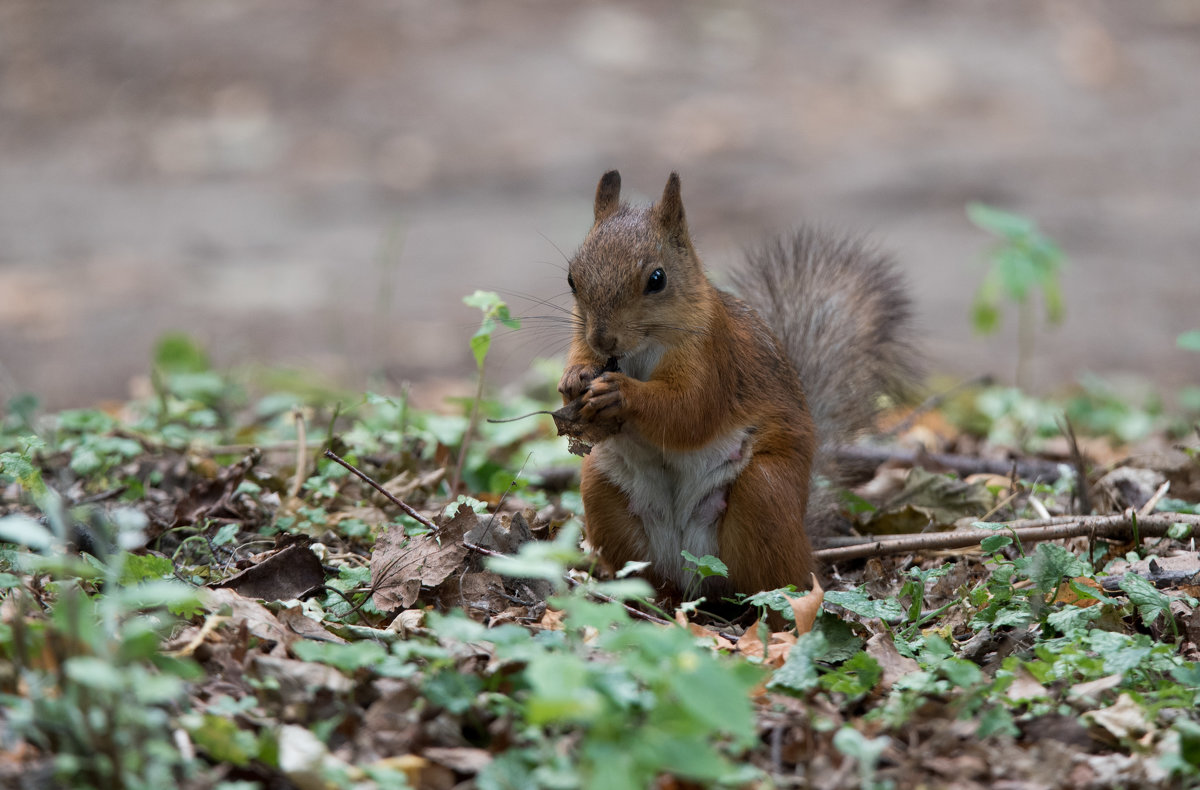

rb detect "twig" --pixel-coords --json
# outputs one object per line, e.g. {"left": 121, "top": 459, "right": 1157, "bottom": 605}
{"left": 289, "top": 407, "right": 307, "bottom": 500}
{"left": 816, "top": 513, "right": 1200, "bottom": 564}
{"left": 323, "top": 449, "right": 438, "bottom": 531}
{"left": 451, "top": 369, "right": 488, "bottom": 494}
{"left": 1139, "top": 481, "right": 1171, "bottom": 517}
{"left": 1057, "top": 415, "right": 1091, "bottom": 515}
{"left": 834, "top": 445, "right": 1068, "bottom": 483}
{"left": 198, "top": 440, "right": 325, "bottom": 455}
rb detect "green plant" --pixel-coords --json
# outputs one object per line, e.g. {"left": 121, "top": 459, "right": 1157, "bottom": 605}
{"left": 967, "top": 203, "right": 1066, "bottom": 389}
{"left": 470, "top": 527, "right": 764, "bottom": 789}
{"left": 452, "top": 291, "right": 521, "bottom": 493}
{"left": 0, "top": 504, "right": 204, "bottom": 789}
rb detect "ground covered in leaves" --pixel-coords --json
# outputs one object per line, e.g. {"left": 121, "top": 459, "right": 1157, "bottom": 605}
{"left": 3, "top": 334, "right": 1200, "bottom": 790}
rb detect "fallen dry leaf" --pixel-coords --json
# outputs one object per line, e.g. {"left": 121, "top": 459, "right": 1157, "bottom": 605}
{"left": 865, "top": 633, "right": 920, "bottom": 691}
{"left": 206, "top": 587, "right": 295, "bottom": 656}
{"left": 277, "top": 604, "right": 346, "bottom": 645}
{"left": 170, "top": 449, "right": 261, "bottom": 527}
{"left": 736, "top": 622, "right": 795, "bottom": 667}
{"left": 1085, "top": 692, "right": 1154, "bottom": 743}
{"left": 212, "top": 542, "right": 325, "bottom": 601}
{"left": 371, "top": 506, "right": 473, "bottom": 611}
{"left": 1004, "top": 664, "right": 1049, "bottom": 703}
{"left": 1068, "top": 673, "right": 1123, "bottom": 702}
{"left": 790, "top": 574, "right": 825, "bottom": 635}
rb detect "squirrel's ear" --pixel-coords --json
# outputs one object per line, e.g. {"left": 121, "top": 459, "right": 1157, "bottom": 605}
{"left": 593, "top": 170, "right": 622, "bottom": 224}
{"left": 652, "top": 172, "right": 689, "bottom": 245}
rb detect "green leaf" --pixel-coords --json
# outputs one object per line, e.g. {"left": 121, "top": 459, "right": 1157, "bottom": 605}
{"left": 0, "top": 514, "right": 53, "bottom": 552}
{"left": 1119, "top": 572, "right": 1172, "bottom": 628}
{"left": 154, "top": 331, "right": 211, "bottom": 373}
{"left": 971, "top": 294, "right": 1002, "bottom": 334}
{"left": 120, "top": 553, "right": 176, "bottom": 586}
{"left": 1045, "top": 602, "right": 1102, "bottom": 635}
{"left": 769, "top": 631, "right": 826, "bottom": 693}
{"left": 64, "top": 656, "right": 126, "bottom": 692}
{"left": 980, "top": 534, "right": 1013, "bottom": 553}
{"left": 820, "top": 651, "right": 882, "bottom": 700}
{"left": 1177, "top": 330, "right": 1200, "bottom": 352}
{"left": 462, "top": 290, "right": 502, "bottom": 311}
{"left": 469, "top": 328, "right": 492, "bottom": 370}
{"left": 1175, "top": 719, "right": 1200, "bottom": 768}
{"left": 978, "top": 706, "right": 1019, "bottom": 738}
{"left": 939, "top": 657, "right": 984, "bottom": 687}
{"left": 185, "top": 713, "right": 259, "bottom": 766}
{"left": 523, "top": 652, "right": 605, "bottom": 725}
{"left": 291, "top": 640, "right": 387, "bottom": 673}
{"left": 967, "top": 202, "right": 1036, "bottom": 239}
{"left": 1026, "top": 542, "right": 1089, "bottom": 594}
{"left": 680, "top": 550, "right": 728, "bottom": 579}
{"left": 825, "top": 588, "right": 905, "bottom": 621}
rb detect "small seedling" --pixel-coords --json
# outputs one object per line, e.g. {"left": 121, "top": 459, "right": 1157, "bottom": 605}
{"left": 452, "top": 291, "right": 520, "bottom": 492}
{"left": 967, "top": 203, "right": 1066, "bottom": 389}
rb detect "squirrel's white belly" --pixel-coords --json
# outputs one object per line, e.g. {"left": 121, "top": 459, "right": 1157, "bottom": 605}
{"left": 592, "top": 427, "right": 753, "bottom": 592}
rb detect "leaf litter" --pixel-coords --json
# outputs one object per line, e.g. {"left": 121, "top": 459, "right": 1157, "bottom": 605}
{"left": 0, "top": 369, "right": 1199, "bottom": 789}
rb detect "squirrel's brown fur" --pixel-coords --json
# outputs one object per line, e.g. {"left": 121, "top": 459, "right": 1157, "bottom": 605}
{"left": 559, "top": 170, "right": 916, "bottom": 598}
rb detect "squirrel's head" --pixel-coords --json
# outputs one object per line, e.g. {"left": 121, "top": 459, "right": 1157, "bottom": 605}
{"left": 568, "top": 170, "right": 708, "bottom": 362}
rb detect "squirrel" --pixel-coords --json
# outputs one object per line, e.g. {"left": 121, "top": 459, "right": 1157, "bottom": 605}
{"left": 557, "top": 170, "right": 917, "bottom": 601}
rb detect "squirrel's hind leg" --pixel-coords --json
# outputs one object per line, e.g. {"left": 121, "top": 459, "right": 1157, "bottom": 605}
{"left": 719, "top": 453, "right": 818, "bottom": 595}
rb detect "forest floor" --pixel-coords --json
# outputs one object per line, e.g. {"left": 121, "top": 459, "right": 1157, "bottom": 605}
{"left": 2, "top": 335, "right": 1200, "bottom": 789}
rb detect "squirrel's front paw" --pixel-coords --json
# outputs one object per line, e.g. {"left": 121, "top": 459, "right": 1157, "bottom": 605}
{"left": 580, "top": 372, "right": 629, "bottom": 432}
{"left": 558, "top": 363, "right": 602, "bottom": 403}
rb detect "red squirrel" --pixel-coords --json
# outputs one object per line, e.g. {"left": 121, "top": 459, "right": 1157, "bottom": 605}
{"left": 558, "top": 170, "right": 916, "bottom": 599}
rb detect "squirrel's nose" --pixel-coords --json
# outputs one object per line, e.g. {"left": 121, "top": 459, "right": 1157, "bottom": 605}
{"left": 589, "top": 326, "right": 618, "bottom": 356}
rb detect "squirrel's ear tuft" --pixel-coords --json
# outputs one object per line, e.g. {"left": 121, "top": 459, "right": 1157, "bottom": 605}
{"left": 594, "top": 170, "right": 622, "bottom": 223}
{"left": 652, "top": 172, "right": 689, "bottom": 245}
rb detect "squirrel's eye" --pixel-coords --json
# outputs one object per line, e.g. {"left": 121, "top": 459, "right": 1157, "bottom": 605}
{"left": 567, "top": 273, "right": 576, "bottom": 293}
{"left": 645, "top": 267, "right": 666, "bottom": 294}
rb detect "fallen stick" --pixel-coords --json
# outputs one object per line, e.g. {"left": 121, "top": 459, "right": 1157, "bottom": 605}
{"left": 816, "top": 512, "right": 1200, "bottom": 564}
{"left": 324, "top": 449, "right": 438, "bottom": 531}
{"left": 834, "top": 445, "right": 1069, "bottom": 483}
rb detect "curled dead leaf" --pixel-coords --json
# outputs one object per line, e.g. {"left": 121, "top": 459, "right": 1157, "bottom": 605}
{"left": 790, "top": 574, "right": 825, "bottom": 635}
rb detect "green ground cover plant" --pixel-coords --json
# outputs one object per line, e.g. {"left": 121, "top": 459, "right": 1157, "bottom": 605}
{"left": 2, "top": 307, "right": 1200, "bottom": 789}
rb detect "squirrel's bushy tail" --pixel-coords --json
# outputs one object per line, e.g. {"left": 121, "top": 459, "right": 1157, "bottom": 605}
{"left": 730, "top": 228, "right": 920, "bottom": 533}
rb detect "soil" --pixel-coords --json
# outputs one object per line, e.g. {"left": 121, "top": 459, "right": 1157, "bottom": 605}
{"left": 2, "top": 0, "right": 1198, "bottom": 410}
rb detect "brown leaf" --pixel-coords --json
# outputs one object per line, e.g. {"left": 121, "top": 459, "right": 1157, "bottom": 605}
{"left": 212, "top": 543, "right": 325, "bottom": 601}
{"left": 170, "top": 449, "right": 260, "bottom": 527}
{"left": 790, "top": 574, "right": 824, "bottom": 635}
{"left": 278, "top": 605, "right": 346, "bottom": 645}
{"left": 422, "top": 747, "right": 492, "bottom": 775}
{"left": 736, "top": 621, "right": 795, "bottom": 667}
{"left": 371, "top": 505, "right": 472, "bottom": 611}
{"left": 552, "top": 397, "right": 621, "bottom": 456}
{"left": 435, "top": 570, "right": 508, "bottom": 615}
{"left": 206, "top": 587, "right": 294, "bottom": 656}
{"left": 865, "top": 633, "right": 919, "bottom": 691}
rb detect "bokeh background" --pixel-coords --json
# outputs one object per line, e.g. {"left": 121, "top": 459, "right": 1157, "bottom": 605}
{"left": 2, "top": 0, "right": 1198, "bottom": 411}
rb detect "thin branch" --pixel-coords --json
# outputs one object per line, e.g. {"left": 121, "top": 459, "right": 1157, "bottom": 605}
{"left": 816, "top": 513, "right": 1200, "bottom": 564}
{"left": 834, "top": 445, "right": 1069, "bottom": 483}
{"left": 288, "top": 407, "right": 307, "bottom": 500}
{"left": 1057, "top": 415, "right": 1091, "bottom": 515}
{"left": 323, "top": 449, "right": 438, "bottom": 531}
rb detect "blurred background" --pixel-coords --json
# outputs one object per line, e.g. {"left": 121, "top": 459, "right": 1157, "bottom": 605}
{"left": 1, "top": 0, "right": 1198, "bottom": 411}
